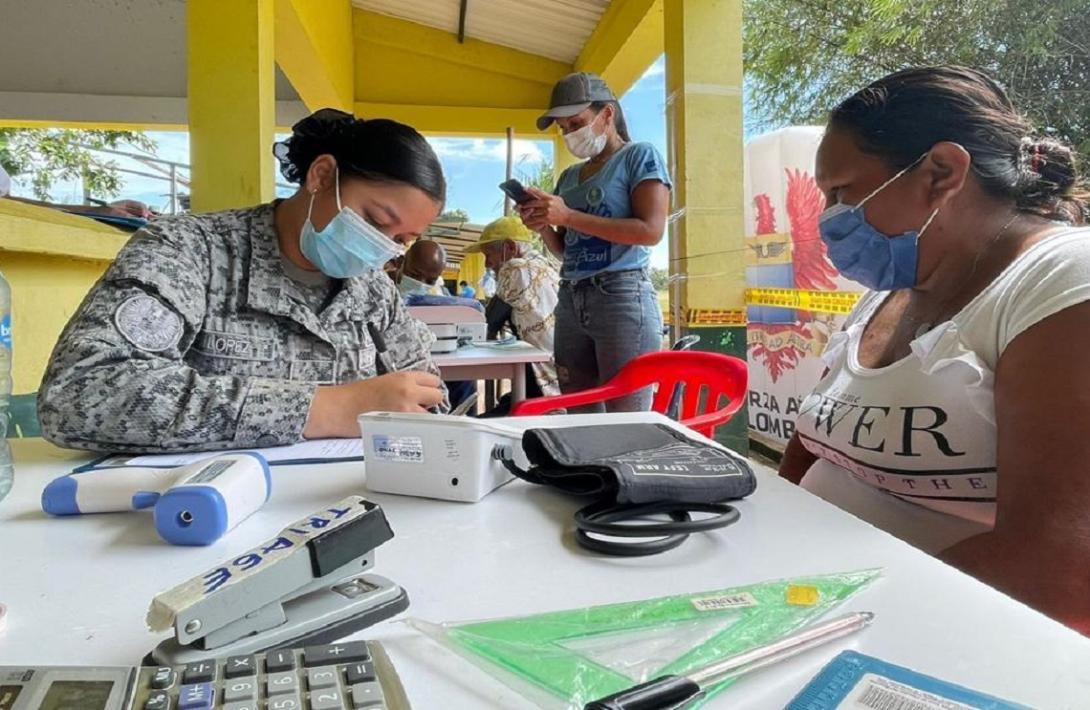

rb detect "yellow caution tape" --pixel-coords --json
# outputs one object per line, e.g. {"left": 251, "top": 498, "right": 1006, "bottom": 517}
{"left": 745, "top": 287, "right": 863, "bottom": 315}
{"left": 687, "top": 309, "right": 748, "bottom": 326}
{"left": 664, "top": 309, "right": 748, "bottom": 327}
{"left": 660, "top": 288, "right": 862, "bottom": 326}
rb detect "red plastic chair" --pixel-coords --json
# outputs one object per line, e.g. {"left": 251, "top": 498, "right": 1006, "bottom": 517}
{"left": 509, "top": 350, "right": 748, "bottom": 438}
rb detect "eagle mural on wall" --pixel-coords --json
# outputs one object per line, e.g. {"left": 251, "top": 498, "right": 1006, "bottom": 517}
{"left": 748, "top": 168, "right": 838, "bottom": 382}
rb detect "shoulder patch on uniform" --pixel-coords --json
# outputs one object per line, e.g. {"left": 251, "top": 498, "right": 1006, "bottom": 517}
{"left": 114, "top": 294, "right": 184, "bottom": 352}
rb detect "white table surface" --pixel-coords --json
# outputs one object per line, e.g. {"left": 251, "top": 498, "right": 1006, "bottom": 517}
{"left": 434, "top": 342, "right": 553, "bottom": 402}
{"left": 433, "top": 343, "right": 552, "bottom": 368}
{"left": 2, "top": 437, "right": 1089, "bottom": 709}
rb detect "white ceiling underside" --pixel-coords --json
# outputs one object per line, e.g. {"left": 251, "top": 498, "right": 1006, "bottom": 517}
{"left": 0, "top": 0, "right": 608, "bottom": 126}
{"left": 0, "top": 0, "right": 302, "bottom": 126}
{"left": 352, "top": 0, "right": 610, "bottom": 63}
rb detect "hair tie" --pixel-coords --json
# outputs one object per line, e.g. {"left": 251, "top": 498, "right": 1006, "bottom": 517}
{"left": 1031, "top": 144, "right": 1044, "bottom": 173}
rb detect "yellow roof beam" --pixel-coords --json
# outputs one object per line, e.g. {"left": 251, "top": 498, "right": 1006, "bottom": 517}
{"left": 275, "top": 0, "right": 355, "bottom": 112}
{"left": 0, "top": 93, "right": 306, "bottom": 132}
{"left": 353, "top": 9, "right": 571, "bottom": 111}
{"left": 354, "top": 102, "right": 541, "bottom": 137}
{"left": 576, "top": 0, "right": 664, "bottom": 97}
{"left": 0, "top": 118, "right": 187, "bottom": 132}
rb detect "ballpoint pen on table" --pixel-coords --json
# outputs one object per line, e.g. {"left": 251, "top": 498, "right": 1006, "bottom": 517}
{"left": 584, "top": 611, "right": 875, "bottom": 710}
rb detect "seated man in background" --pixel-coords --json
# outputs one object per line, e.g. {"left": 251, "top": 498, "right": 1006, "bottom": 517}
{"left": 394, "top": 239, "right": 449, "bottom": 297}
{"left": 458, "top": 280, "right": 476, "bottom": 299}
{"left": 468, "top": 216, "right": 561, "bottom": 405}
{"left": 390, "top": 238, "right": 479, "bottom": 409}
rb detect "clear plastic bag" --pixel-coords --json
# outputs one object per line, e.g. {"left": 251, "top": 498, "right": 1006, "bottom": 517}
{"left": 409, "top": 569, "right": 881, "bottom": 709}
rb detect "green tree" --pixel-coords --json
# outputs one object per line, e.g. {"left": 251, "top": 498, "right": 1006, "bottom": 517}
{"left": 0, "top": 128, "right": 156, "bottom": 201}
{"left": 649, "top": 266, "right": 670, "bottom": 292}
{"left": 517, "top": 159, "right": 556, "bottom": 257}
{"left": 744, "top": 0, "right": 1090, "bottom": 155}
{"left": 437, "top": 208, "right": 470, "bottom": 223}
{"left": 519, "top": 159, "right": 554, "bottom": 193}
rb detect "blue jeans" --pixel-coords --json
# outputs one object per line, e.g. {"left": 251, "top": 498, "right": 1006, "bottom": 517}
{"left": 554, "top": 269, "right": 663, "bottom": 413}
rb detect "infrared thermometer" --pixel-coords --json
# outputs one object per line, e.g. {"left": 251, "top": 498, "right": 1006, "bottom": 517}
{"left": 41, "top": 452, "right": 271, "bottom": 546}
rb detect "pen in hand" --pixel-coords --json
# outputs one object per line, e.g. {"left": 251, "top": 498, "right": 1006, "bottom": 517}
{"left": 366, "top": 321, "right": 446, "bottom": 413}
{"left": 366, "top": 322, "right": 395, "bottom": 375}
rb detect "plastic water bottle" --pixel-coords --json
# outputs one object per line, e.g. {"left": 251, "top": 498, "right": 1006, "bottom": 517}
{"left": 0, "top": 269, "right": 12, "bottom": 502}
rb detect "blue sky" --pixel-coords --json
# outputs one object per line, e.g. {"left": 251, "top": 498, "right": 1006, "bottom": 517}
{"left": 9, "top": 55, "right": 672, "bottom": 266}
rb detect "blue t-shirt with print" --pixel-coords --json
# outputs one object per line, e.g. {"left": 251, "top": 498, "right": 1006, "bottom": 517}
{"left": 555, "top": 141, "right": 672, "bottom": 280}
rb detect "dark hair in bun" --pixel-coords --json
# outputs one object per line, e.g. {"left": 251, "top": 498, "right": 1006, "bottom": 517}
{"left": 274, "top": 108, "right": 446, "bottom": 204}
{"left": 830, "top": 66, "right": 1087, "bottom": 224}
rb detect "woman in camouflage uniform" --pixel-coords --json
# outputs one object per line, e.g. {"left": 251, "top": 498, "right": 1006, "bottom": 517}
{"left": 39, "top": 109, "right": 448, "bottom": 453}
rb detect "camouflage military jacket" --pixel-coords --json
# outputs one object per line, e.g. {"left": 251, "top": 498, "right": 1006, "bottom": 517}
{"left": 38, "top": 203, "right": 444, "bottom": 452}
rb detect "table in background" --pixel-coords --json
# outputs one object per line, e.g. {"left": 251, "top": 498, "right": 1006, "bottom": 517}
{"left": 433, "top": 342, "right": 551, "bottom": 403}
{"left": 2, "top": 438, "right": 1089, "bottom": 709}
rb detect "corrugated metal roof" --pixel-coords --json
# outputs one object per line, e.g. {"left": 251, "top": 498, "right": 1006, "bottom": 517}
{"left": 425, "top": 221, "right": 485, "bottom": 264}
{"left": 352, "top": 0, "right": 611, "bottom": 63}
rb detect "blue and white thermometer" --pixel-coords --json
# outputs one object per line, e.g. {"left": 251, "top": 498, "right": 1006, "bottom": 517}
{"left": 42, "top": 452, "right": 271, "bottom": 546}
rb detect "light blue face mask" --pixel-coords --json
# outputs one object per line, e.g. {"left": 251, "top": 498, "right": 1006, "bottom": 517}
{"left": 397, "top": 273, "right": 431, "bottom": 297}
{"left": 299, "top": 169, "right": 406, "bottom": 279}
{"left": 818, "top": 154, "right": 938, "bottom": 291}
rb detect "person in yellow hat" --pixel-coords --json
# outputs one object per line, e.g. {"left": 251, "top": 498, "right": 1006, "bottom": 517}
{"left": 467, "top": 215, "right": 560, "bottom": 397}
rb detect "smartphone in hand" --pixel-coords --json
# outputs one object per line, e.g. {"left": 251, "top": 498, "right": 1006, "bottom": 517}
{"left": 499, "top": 179, "right": 533, "bottom": 205}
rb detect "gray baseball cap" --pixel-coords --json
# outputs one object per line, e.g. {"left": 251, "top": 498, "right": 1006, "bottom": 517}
{"left": 537, "top": 72, "right": 617, "bottom": 130}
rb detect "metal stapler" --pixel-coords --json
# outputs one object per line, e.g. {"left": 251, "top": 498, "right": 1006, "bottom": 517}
{"left": 145, "top": 496, "right": 408, "bottom": 666}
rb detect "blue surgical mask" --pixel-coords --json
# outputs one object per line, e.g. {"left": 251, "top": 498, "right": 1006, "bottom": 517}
{"left": 818, "top": 155, "right": 938, "bottom": 291}
{"left": 397, "top": 273, "right": 431, "bottom": 297}
{"left": 299, "top": 169, "right": 405, "bottom": 279}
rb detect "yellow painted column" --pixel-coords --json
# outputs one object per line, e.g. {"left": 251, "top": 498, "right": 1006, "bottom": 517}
{"left": 188, "top": 0, "right": 276, "bottom": 213}
{"left": 663, "top": 0, "right": 747, "bottom": 452}
{"left": 664, "top": 0, "right": 744, "bottom": 315}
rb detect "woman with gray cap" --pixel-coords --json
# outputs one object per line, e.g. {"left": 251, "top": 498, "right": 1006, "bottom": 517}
{"left": 520, "top": 72, "right": 671, "bottom": 412}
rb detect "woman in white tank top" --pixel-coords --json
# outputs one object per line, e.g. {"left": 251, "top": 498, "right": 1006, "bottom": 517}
{"left": 779, "top": 66, "right": 1090, "bottom": 636}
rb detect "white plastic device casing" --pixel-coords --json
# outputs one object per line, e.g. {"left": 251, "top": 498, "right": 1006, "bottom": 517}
{"left": 357, "top": 411, "right": 666, "bottom": 502}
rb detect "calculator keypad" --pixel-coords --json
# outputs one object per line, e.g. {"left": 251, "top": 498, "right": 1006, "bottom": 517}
{"left": 345, "top": 662, "right": 376, "bottom": 686}
{"left": 307, "top": 666, "right": 340, "bottom": 690}
{"left": 303, "top": 641, "right": 370, "bottom": 668}
{"left": 310, "top": 688, "right": 347, "bottom": 710}
{"left": 223, "top": 677, "right": 259, "bottom": 702}
{"left": 144, "top": 690, "right": 171, "bottom": 710}
{"left": 266, "top": 649, "right": 296, "bottom": 673}
{"left": 135, "top": 642, "right": 390, "bottom": 710}
{"left": 151, "top": 667, "right": 177, "bottom": 690}
{"left": 267, "top": 671, "right": 300, "bottom": 695}
{"left": 182, "top": 661, "right": 216, "bottom": 684}
{"left": 224, "top": 655, "right": 258, "bottom": 678}
{"left": 178, "top": 682, "right": 215, "bottom": 710}
{"left": 222, "top": 702, "right": 261, "bottom": 710}
{"left": 349, "top": 682, "right": 384, "bottom": 709}
{"left": 267, "top": 693, "right": 303, "bottom": 709}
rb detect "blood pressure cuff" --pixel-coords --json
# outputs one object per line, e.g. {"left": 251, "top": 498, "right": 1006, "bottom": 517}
{"left": 509, "top": 423, "right": 757, "bottom": 505}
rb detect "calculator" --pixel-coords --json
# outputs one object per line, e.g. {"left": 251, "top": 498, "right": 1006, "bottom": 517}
{"left": 0, "top": 640, "right": 410, "bottom": 710}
